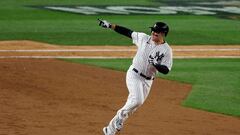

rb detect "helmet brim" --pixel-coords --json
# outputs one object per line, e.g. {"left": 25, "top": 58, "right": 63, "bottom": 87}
{"left": 149, "top": 27, "right": 161, "bottom": 33}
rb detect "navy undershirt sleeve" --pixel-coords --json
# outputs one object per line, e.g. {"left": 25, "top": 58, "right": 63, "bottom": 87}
{"left": 114, "top": 25, "right": 133, "bottom": 39}
{"left": 153, "top": 64, "right": 169, "bottom": 74}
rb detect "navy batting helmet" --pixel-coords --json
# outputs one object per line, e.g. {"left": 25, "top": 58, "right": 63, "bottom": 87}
{"left": 150, "top": 22, "right": 169, "bottom": 37}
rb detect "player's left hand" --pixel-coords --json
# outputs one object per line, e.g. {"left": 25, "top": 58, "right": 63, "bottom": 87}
{"left": 98, "top": 19, "right": 111, "bottom": 28}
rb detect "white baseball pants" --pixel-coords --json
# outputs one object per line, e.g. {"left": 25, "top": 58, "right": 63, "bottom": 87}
{"left": 106, "top": 66, "right": 153, "bottom": 134}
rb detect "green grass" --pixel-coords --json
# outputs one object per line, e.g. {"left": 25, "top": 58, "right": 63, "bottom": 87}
{"left": 62, "top": 58, "right": 240, "bottom": 117}
{"left": 0, "top": 0, "right": 239, "bottom": 45}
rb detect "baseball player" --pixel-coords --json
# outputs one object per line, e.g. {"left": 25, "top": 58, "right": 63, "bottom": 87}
{"left": 98, "top": 19, "right": 173, "bottom": 135}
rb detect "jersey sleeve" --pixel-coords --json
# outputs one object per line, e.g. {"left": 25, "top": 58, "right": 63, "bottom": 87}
{"left": 161, "top": 48, "right": 173, "bottom": 71}
{"left": 131, "top": 32, "right": 147, "bottom": 48}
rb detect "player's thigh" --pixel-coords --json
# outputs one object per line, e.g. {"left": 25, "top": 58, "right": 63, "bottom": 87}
{"left": 128, "top": 79, "right": 146, "bottom": 105}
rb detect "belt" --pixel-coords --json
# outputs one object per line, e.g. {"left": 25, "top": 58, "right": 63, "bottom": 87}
{"left": 132, "top": 68, "right": 154, "bottom": 80}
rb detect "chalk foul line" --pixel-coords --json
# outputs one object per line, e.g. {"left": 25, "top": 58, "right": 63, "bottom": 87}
{"left": 0, "top": 56, "right": 239, "bottom": 59}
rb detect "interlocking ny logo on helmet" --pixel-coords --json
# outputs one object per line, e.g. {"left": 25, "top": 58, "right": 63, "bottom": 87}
{"left": 150, "top": 22, "right": 169, "bottom": 37}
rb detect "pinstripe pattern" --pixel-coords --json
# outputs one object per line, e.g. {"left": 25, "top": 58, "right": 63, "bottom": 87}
{"left": 131, "top": 32, "right": 173, "bottom": 77}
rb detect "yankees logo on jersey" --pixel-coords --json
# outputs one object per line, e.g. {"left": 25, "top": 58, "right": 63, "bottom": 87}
{"left": 149, "top": 51, "right": 165, "bottom": 64}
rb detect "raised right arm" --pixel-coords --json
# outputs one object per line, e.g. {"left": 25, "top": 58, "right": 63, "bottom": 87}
{"left": 98, "top": 19, "right": 133, "bottom": 39}
{"left": 110, "top": 24, "right": 133, "bottom": 39}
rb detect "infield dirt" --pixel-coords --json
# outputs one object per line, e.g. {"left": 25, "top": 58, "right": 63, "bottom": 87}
{"left": 0, "top": 41, "right": 240, "bottom": 135}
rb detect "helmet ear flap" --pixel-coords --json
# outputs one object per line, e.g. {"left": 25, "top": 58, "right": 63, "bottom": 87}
{"left": 165, "top": 31, "right": 168, "bottom": 37}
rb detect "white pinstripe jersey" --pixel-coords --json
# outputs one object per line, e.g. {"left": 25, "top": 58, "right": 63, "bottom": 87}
{"left": 131, "top": 32, "right": 173, "bottom": 77}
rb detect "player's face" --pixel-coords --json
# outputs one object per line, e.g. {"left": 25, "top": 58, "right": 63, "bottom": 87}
{"left": 151, "top": 31, "right": 163, "bottom": 43}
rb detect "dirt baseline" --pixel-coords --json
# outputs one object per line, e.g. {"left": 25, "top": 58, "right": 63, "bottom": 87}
{"left": 0, "top": 40, "right": 239, "bottom": 58}
{"left": 0, "top": 59, "right": 240, "bottom": 135}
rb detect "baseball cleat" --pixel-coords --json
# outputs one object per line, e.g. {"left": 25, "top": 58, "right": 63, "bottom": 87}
{"left": 103, "top": 127, "right": 115, "bottom": 135}
{"left": 103, "top": 127, "right": 108, "bottom": 135}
